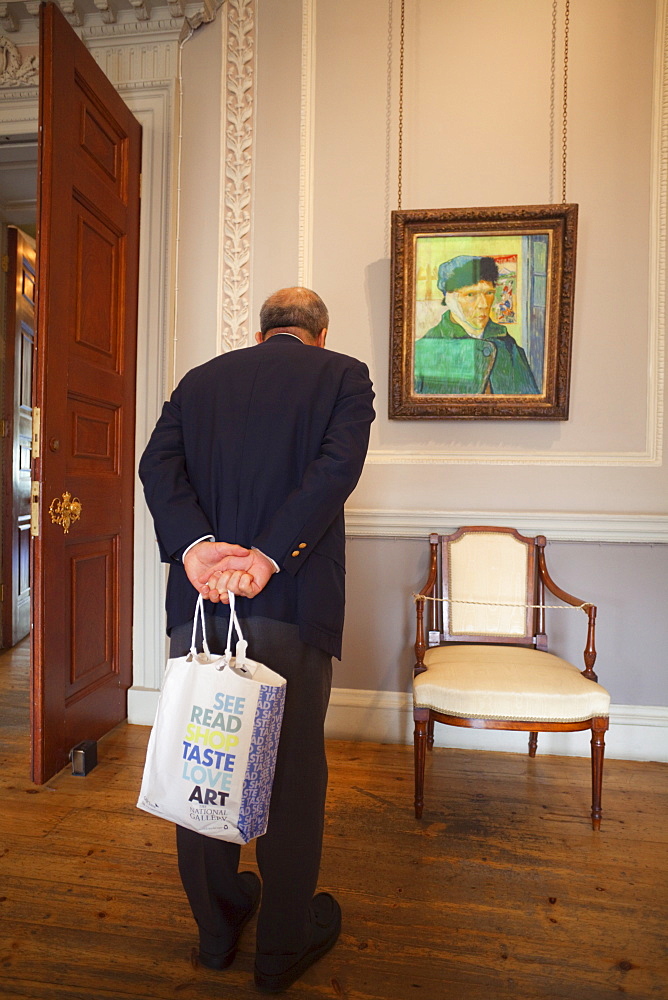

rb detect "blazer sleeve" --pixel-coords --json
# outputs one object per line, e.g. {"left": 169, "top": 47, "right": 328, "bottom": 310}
{"left": 138, "top": 387, "right": 215, "bottom": 562}
{"left": 252, "top": 360, "right": 375, "bottom": 574}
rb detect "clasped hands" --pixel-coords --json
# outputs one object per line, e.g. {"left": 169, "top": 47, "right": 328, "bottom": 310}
{"left": 183, "top": 541, "right": 276, "bottom": 604}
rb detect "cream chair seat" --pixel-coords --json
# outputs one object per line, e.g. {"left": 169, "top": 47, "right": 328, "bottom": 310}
{"left": 415, "top": 645, "right": 610, "bottom": 723}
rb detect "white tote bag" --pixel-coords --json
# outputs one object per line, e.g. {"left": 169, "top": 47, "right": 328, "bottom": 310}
{"left": 137, "top": 594, "right": 286, "bottom": 844}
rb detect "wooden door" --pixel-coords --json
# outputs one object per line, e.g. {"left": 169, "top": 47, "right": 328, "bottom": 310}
{"left": 1, "top": 228, "right": 36, "bottom": 648}
{"left": 32, "top": 3, "right": 141, "bottom": 783}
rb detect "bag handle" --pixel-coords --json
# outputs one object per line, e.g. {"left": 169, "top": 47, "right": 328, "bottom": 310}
{"left": 189, "top": 595, "right": 212, "bottom": 660}
{"left": 224, "top": 591, "right": 248, "bottom": 667}
{"left": 189, "top": 592, "right": 248, "bottom": 667}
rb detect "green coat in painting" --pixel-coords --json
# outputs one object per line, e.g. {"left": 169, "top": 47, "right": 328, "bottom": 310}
{"left": 414, "top": 311, "right": 539, "bottom": 395}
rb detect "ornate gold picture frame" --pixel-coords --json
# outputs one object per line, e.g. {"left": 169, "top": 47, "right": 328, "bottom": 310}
{"left": 389, "top": 204, "right": 578, "bottom": 419}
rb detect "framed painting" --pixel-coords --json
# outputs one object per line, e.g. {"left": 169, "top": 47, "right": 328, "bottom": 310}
{"left": 389, "top": 204, "right": 578, "bottom": 419}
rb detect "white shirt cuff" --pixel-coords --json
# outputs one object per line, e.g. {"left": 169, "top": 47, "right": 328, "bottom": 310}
{"left": 252, "top": 546, "right": 280, "bottom": 573}
{"left": 181, "top": 535, "right": 214, "bottom": 561}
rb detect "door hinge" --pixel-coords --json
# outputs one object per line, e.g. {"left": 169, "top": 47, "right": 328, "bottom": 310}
{"left": 32, "top": 406, "right": 40, "bottom": 460}
{"left": 0, "top": 418, "right": 7, "bottom": 438}
{"left": 30, "top": 481, "right": 39, "bottom": 537}
{"left": 1, "top": 254, "right": 8, "bottom": 273}
{"left": 0, "top": 583, "right": 4, "bottom": 603}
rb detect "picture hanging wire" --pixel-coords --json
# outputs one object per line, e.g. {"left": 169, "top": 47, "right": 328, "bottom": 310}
{"left": 396, "top": 0, "right": 571, "bottom": 210}
{"left": 397, "top": 0, "right": 405, "bottom": 210}
{"left": 549, "top": 0, "right": 571, "bottom": 203}
{"left": 561, "top": 0, "right": 571, "bottom": 204}
{"left": 549, "top": 1, "right": 558, "bottom": 203}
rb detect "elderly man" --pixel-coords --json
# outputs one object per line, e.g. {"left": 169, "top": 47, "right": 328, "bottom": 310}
{"left": 139, "top": 287, "right": 375, "bottom": 992}
{"left": 414, "top": 254, "right": 539, "bottom": 394}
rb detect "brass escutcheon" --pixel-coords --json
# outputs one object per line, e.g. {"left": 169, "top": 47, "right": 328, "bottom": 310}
{"left": 49, "top": 491, "right": 82, "bottom": 534}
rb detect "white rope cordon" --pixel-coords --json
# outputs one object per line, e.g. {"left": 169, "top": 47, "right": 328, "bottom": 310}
{"left": 413, "top": 593, "right": 591, "bottom": 613}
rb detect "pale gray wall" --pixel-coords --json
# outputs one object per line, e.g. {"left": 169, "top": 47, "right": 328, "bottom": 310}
{"left": 165, "top": 2, "right": 668, "bottom": 722}
{"left": 339, "top": 537, "right": 668, "bottom": 708}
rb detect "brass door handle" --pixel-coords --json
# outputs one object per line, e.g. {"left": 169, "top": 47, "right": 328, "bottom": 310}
{"left": 49, "top": 492, "right": 82, "bottom": 534}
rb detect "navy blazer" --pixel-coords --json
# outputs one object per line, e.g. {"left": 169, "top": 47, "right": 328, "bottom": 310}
{"left": 139, "top": 334, "right": 375, "bottom": 658}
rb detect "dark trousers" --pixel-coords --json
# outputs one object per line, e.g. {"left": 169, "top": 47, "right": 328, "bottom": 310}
{"left": 169, "top": 614, "right": 333, "bottom": 956}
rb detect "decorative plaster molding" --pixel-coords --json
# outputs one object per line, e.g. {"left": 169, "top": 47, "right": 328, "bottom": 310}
{"left": 0, "top": 5, "right": 19, "bottom": 34}
{"left": 0, "top": 86, "right": 37, "bottom": 106}
{"left": 0, "top": 35, "right": 37, "bottom": 86}
{"left": 93, "top": 0, "right": 117, "bottom": 25}
{"left": 125, "top": 87, "right": 176, "bottom": 700}
{"left": 344, "top": 507, "right": 668, "bottom": 543}
{"left": 128, "top": 0, "right": 151, "bottom": 22}
{"left": 219, "top": 0, "right": 255, "bottom": 353}
{"left": 363, "top": 447, "right": 662, "bottom": 467}
{"left": 59, "top": 0, "right": 84, "bottom": 29}
{"left": 87, "top": 36, "right": 177, "bottom": 87}
{"left": 81, "top": 15, "right": 187, "bottom": 37}
{"left": 1, "top": 3, "right": 222, "bottom": 47}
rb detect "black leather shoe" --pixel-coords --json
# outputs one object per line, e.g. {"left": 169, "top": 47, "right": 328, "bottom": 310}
{"left": 253, "top": 892, "right": 341, "bottom": 993}
{"left": 198, "top": 871, "right": 262, "bottom": 971}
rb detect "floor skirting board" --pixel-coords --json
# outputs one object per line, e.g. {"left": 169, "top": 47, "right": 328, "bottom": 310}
{"left": 325, "top": 690, "right": 668, "bottom": 763}
{"left": 129, "top": 686, "right": 668, "bottom": 762}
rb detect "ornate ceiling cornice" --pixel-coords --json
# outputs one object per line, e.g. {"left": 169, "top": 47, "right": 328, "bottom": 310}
{"left": 0, "top": 0, "right": 223, "bottom": 44}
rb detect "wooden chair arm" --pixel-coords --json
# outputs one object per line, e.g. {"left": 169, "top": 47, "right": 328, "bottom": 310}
{"left": 537, "top": 540, "right": 599, "bottom": 681}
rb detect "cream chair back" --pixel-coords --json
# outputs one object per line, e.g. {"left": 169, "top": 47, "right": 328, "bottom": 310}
{"left": 446, "top": 530, "right": 533, "bottom": 638}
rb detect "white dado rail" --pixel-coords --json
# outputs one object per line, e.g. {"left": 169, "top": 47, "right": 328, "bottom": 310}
{"left": 345, "top": 509, "right": 668, "bottom": 545}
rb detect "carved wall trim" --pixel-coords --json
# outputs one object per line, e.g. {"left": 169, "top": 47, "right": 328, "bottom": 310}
{"left": 0, "top": 35, "right": 37, "bottom": 85}
{"left": 363, "top": 447, "right": 662, "bottom": 468}
{"left": 86, "top": 37, "right": 177, "bottom": 85}
{"left": 0, "top": 3, "right": 221, "bottom": 45}
{"left": 0, "top": 88, "right": 37, "bottom": 110}
{"left": 218, "top": 0, "right": 254, "bottom": 353}
{"left": 125, "top": 87, "right": 177, "bottom": 703}
{"left": 80, "top": 14, "right": 193, "bottom": 39}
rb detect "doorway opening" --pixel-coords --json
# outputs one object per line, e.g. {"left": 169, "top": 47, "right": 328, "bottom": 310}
{"left": 0, "top": 131, "right": 37, "bottom": 657}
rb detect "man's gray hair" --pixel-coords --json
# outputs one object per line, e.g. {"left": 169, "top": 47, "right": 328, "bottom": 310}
{"left": 260, "top": 287, "right": 329, "bottom": 340}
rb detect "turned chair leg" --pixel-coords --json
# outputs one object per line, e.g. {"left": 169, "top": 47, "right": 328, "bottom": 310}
{"left": 414, "top": 715, "right": 428, "bottom": 819}
{"left": 427, "top": 718, "right": 435, "bottom": 750}
{"left": 590, "top": 717, "right": 608, "bottom": 831}
{"left": 528, "top": 732, "right": 538, "bottom": 757}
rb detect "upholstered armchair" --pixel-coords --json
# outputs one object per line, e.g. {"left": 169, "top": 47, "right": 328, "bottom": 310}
{"left": 412, "top": 528, "right": 611, "bottom": 829}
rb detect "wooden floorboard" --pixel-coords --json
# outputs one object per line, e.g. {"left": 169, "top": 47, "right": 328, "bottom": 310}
{"left": 1, "top": 639, "right": 667, "bottom": 999}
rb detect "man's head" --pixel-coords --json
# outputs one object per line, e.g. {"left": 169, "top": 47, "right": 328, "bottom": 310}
{"left": 437, "top": 256, "right": 499, "bottom": 334}
{"left": 256, "top": 287, "right": 329, "bottom": 347}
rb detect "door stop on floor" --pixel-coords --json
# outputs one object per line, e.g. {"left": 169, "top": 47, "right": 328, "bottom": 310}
{"left": 70, "top": 740, "right": 98, "bottom": 776}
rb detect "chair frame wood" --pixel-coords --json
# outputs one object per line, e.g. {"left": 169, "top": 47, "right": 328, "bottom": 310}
{"left": 413, "top": 527, "right": 609, "bottom": 830}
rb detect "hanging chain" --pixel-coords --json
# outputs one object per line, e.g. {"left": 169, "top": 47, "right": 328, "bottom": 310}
{"left": 397, "top": 0, "right": 405, "bottom": 210}
{"left": 561, "top": 0, "right": 570, "bottom": 203}
{"left": 549, "top": 0, "right": 558, "bottom": 203}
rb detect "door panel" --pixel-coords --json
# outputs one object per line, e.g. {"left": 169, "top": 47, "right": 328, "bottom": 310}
{"left": 32, "top": 3, "right": 141, "bottom": 782}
